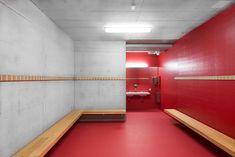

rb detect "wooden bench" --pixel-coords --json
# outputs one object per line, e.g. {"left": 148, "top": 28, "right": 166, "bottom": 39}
{"left": 164, "top": 109, "right": 235, "bottom": 157}
{"left": 13, "top": 110, "right": 83, "bottom": 157}
{"left": 13, "top": 109, "right": 125, "bottom": 157}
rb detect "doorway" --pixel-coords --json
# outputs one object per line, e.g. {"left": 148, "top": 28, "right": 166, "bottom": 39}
{"left": 126, "top": 51, "right": 161, "bottom": 112}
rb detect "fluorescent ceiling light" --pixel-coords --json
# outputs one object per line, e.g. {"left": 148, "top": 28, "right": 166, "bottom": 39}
{"left": 105, "top": 24, "right": 151, "bottom": 33}
{"left": 126, "top": 62, "right": 148, "bottom": 68}
{"left": 212, "top": 0, "right": 232, "bottom": 9}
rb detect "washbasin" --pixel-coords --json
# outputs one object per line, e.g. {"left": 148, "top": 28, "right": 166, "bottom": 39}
{"left": 126, "top": 91, "right": 150, "bottom": 97}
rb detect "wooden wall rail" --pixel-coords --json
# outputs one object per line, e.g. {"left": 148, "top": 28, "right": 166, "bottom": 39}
{"left": 75, "top": 76, "right": 126, "bottom": 80}
{"left": 0, "top": 75, "right": 74, "bottom": 82}
{"left": 0, "top": 74, "right": 149, "bottom": 82}
{"left": 175, "top": 75, "right": 235, "bottom": 81}
{"left": 5, "top": 74, "right": 235, "bottom": 82}
{"left": 75, "top": 77, "right": 149, "bottom": 80}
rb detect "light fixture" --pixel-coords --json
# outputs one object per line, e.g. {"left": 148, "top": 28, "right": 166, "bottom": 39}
{"left": 155, "top": 51, "right": 160, "bottom": 56}
{"left": 165, "top": 62, "right": 178, "bottom": 71}
{"left": 126, "top": 62, "right": 148, "bottom": 68}
{"left": 126, "top": 43, "right": 172, "bottom": 51}
{"left": 131, "top": 4, "right": 136, "bottom": 10}
{"left": 105, "top": 24, "right": 151, "bottom": 33}
{"left": 212, "top": 0, "right": 232, "bottom": 9}
{"left": 131, "top": 1, "right": 136, "bottom": 10}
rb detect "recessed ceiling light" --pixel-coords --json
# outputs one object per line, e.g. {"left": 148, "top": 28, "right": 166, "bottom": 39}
{"left": 105, "top": 24, "right": 152, "bottom": 33}
{"left": 131, "top": 4, "right": 136, "bottom": 10}
{"left": 131, "top": 1, "right": 136, "bottom": 10}
{"left": 212, "top": 0, "right": 232, "bottom": 9}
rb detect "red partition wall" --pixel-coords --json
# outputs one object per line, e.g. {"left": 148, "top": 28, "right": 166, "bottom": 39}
{"left": 159, "top": 4, "right": 235, "bottom": 138}
{"left": 126, "top": 52, "right": 159, "bottom": 111}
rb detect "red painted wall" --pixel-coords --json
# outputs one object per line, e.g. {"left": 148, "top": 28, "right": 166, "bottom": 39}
{"left": 126, "top": 52, "right": 159, "bottom": 67}
{"left": 126, "top": 52, "right": 160, "bottom": 111}
{"left": 159, "top": 4, "right": 235, "bottom": 138}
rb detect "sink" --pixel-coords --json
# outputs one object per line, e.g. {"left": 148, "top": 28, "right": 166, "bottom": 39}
{"left": 126, "top": 91, "right": 150, "bottom": 97}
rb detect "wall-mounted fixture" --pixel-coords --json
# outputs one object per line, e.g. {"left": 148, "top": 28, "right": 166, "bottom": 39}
{"left": 105, "top": 24, "right": 151, "bottom": 33}
{"left": 156, "top": 92, "right": 161, "bottom": 104}
{"left": 126, "top": 62, "right": 148, "bottom": 68}
{"left": 126, "top": 91, "right": 150, "bottom": 97}
{"left": 148, "top": 51, "right": 161, "bottom": 56}
{"left": 134, "top": 83, "right": 138, "bottom": 90}
{"left": 152, "top": 76, "right": 160, "bottom": 87}
{"left": 156, "top": 51, "right": 160, "bottom": 56}
{"left": 131, "top": 0, "right": 136, "bottom": 10}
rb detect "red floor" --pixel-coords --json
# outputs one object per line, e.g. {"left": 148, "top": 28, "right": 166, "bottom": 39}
{"left": 46, "top": 110, "right": 229, "bottom": 157}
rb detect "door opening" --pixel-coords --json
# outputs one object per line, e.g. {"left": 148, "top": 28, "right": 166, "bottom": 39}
{"left": 126, "top": 51, "right": 161, "bottom": 112}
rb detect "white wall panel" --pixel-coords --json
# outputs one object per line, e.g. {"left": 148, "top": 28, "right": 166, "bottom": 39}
{"left": 0, "top": 1, "right": 74, "bottom": 156}
{"left": 75, "top": 41, "right": 126, "bottom": 110}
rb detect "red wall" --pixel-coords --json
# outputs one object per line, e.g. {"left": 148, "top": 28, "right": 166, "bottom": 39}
{"left": 126, "top": 52, "right": 159, "bottom": 67}
{"left": 126, "top": 52, "right": 160, "bottom": 111}
{"left": 159, "top": 4, "right": 235, "bottom": 138}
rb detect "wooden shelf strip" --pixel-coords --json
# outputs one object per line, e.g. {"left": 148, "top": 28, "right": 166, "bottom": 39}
{"left": 75, "top": 76, "right": 126, "bottom": 80}
{"left": 0, "top": 75, "right": 74, "bottom": 82}
{"left": 175, "top": 75, "right": 235, "bottom": 80}
{"left": 0, "top": 74, "right": 152, "bottom": 82}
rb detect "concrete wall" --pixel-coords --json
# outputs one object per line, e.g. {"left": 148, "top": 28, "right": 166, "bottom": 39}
{"left": 0, "top": 0, "right": 75, "bottom": 156}
{"left": 75, "top": 41, "right": 126, "bottom": 110}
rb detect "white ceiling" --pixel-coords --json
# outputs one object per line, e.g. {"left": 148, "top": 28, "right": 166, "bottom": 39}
{"left": 32, "top": 0, "right": 234, "bottom": 41}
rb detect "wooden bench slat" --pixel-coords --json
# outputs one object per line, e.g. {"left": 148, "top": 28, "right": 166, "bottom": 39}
{"left": 13, "top": 110, "right": 82, "bottom": 157}
{"left": 12, "top": 109, "right": 125, "bottom": 157}
{"left": 165, "top": 109, "right": 235, "bottom": 157}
